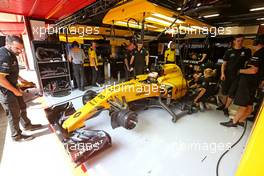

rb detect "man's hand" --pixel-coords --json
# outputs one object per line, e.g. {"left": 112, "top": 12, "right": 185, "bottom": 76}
{"left": 220, "top": 74, "right": 225, "bottom": 81}
{"left": 95, "top": 67, "right": 98, "bottom": 71}
{"left": 13, "top": 89, "right": 23, "bottom": 96}
{"left": 248, "top": 66, "right": 258, "bottom": 74}
{"left": 129, "top": 67, "right": 134, "bottom": 72}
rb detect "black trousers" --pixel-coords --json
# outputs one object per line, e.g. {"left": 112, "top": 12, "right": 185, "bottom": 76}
{"left": 124, "top": 65, "right": 131, "bottom": 81}
{"left": 91, "top": 67, "right": 98, "bottom": 85}
{"left": 73, "top": 64, "right": 84, "bottom": 89}
{"left": 221, "top": 76, "right": 239, "bottom": 98}
{"left": 134, "top": 64, "right": 145, "bottom": 76}
{"left": 0, "top": 92, "right": 31, "bottom": 137}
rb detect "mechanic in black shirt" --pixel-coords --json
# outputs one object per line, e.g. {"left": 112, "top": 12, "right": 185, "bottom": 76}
{"left": 0, "top": 35, "right": 42, "bottom": 141}
{"left": 124, "top": 40, "right": 135, "bottom": 80}
{"left": 193, "top": 68, "right": 216, "bottom": 109}
{"left": 217, "top": 34, "right": 251, "bottom": 116}
{"left": 129, "top": 41, "right": 149, "bottom": 76}
{"left": 221, "top": 34, "right": 264, "bottom": 127}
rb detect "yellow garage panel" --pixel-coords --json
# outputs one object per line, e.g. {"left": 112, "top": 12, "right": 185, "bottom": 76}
{"left": 236, "top": 101, "right": 264, "bottom": 176}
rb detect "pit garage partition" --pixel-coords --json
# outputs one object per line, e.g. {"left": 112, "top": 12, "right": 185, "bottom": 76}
{"left": 236, "top": 100, "right": 264, "bottom": 176}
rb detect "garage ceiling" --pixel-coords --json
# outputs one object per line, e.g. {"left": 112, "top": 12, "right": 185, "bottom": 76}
{"left": 149, "top": 0, "right": 264, "bottom": 26}
{"left": 0, "top": 0, "right": 96, "bottom": 20}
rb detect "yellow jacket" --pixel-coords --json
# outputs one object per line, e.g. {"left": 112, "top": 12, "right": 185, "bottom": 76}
{"left": 88, "top": 47, "right": 98, "bottom": 67}
{"left": 164, "top": 49, "right": 176, "bottom": 62}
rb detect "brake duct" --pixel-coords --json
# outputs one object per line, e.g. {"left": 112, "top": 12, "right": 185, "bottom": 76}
{"left": 108, "top": 96, "right": 138, "bottom": 130}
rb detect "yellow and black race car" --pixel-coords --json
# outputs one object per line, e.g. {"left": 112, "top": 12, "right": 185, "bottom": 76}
{"left": 45, "top": 64, "right": 190, "bottom": 165}
{"left": 62, "top": 64, "right": 188, "bottom": 132}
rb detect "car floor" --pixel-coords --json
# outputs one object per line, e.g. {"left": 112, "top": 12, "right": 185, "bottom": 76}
{"left": 0, "top": 87, "right": 253, "bottom": 176}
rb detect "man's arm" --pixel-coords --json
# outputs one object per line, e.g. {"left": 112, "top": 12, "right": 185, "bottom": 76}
{"left": 221, "top": 61, "right": 227, "bottom": 80}
{"left": 124, "top": 58, "right": 129, "bottom": 70}
{"left": 199, "top": 53, "right": 207, "bottom": 63}
{"left": 68, "top": 50, "right": 73, "bottom": 62}
{"left": 260, "top": 80, "right": 264, "bottom": 88}
{"left": 0, "top": 74, "right": 22, "bottom": 96}
{"left": 145, "top": 55, "right": 149, "bottom": 66}
{"left": 68, "top": 54, "right": 72, "bottom": 62}
{"left": 239, "top": 65, "right": 258, "bottom": 75}
{"left": 129, "top": 56, "right": 135, "bottom": 71}
{"left": 130, "top": 56, "right": 134, "bottom": 66}
{"left": 89, "top": 50, "right": 98, "bottom": 70}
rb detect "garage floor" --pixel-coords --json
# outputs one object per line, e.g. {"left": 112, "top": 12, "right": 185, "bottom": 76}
{"left": 0, "top": 87, "right": 253, "bottom": 176}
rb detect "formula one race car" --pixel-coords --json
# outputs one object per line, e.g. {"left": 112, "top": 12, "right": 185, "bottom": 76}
{"left": 45, "top": 64, "right": 191, "bottom": 165}
{"left": 62, "top": 64, "right": 188, "bottom": 132}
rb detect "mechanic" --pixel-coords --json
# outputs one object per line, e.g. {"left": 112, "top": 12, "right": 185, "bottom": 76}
{"left": 0, "top": 35, "right": 42, "bottom": 141}
{"left": 129, "top": 41, "right": 149, "bottom": 76}
{"left": 220, "top": 35, "right": 264, "bottom": 127}
{"left": 192, "top": 68, "right": 217, "bottom": 110}
{"left": 164, "top": 41, "right": 177, "bottom": 64}
{"left": 68, "top": 41, "right": 86, "bottom": 91}
{"left": 217, "top": 34, "right": 251, "bottom": 116}
{"left": 124, "top": 40, "right": 135, "bottom": 81}
{"left": 89, "top": 41, "right": 100, "bottom": 87}
{"left": 195, "top": 48, "right": 210, "bottom": 71}
{"left": 198, "top": 49, "right": 209, "bottom": 64}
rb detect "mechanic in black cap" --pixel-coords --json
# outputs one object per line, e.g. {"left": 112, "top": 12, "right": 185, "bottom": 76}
{"left": 129, "top": 41, "right": 149, "bottom": 76}
{"left": 217, "top": 34, "right": 252, "bottom": 116}
{"left": 220, "top": 34, "right": 264, "bottom": 127}
{"left": 0, "top": 35, "right": 42, "bottom": 141}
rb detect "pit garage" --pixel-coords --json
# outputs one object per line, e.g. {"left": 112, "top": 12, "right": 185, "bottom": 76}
{"left": 0, "top": 1, "right": 263, "bottom": 176}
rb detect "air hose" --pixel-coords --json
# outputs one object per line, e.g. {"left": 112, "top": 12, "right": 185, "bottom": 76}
{"left": 216, "top": 120, "right": 248, "bottom": 176}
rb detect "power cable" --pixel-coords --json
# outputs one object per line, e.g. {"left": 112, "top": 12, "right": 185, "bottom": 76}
{"left": 216, "top": 121, "right": 248, "bottom": 176}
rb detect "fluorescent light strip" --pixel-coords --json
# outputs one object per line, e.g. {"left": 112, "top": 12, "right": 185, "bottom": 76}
{"left": 261, "top": 24, "right": 264, "bottom": 26}
{"left": 203, "top": 13, "right": 220, "bottom": 18}
{"left": 146, "top": 24, "right": 158, "bottom": 28}
{"left": 115, "top": 21, "right": 158, "bottom": 29}
{"left": 152, "top": 13, "right": 184, "bottom": 23}
{"left": 257, "top": 17, "right": 264, "bottom": 21}
{"left": 250, "top": 7, "right": 264, "bottom": 12}
{"left": 115, "top": 21, "right": 141, "bottom": 29}
{"left": 145, "top": 17, "right": 172, "bottom": 26}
